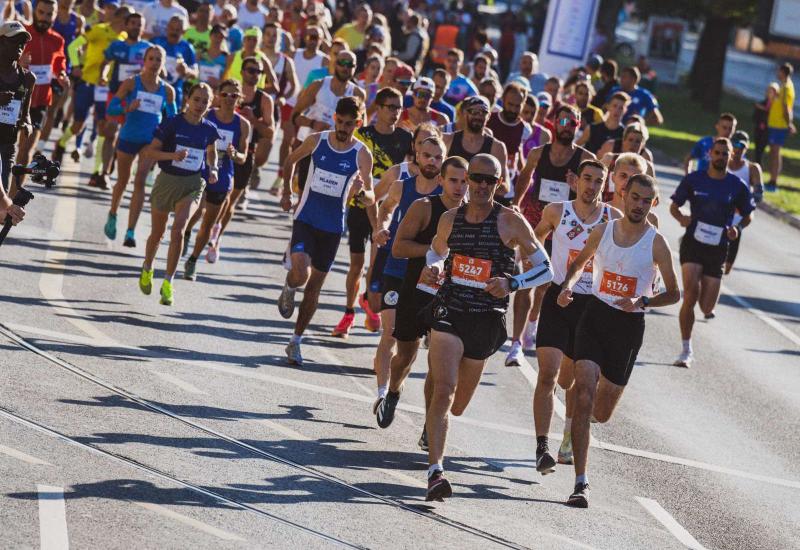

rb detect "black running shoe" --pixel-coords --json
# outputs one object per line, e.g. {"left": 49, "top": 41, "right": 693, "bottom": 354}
{"left": 376, "top": 390, "right": 400, "bottom": 428}
{"left": 52, "top": 144, "right": 65, "bottom": 165}
{"left": 536, "top": 450, "right": 557, "bottom": 475}
{"left": 87, "top": 173, "right": 100, "bottom": 187}
{"left": 97, "top": 174, "right": 109, "bottom": 190}
{"left": 70, "top": 149, "right": 80, "bottom": 162}
{"left": 425, "top": 471, "right": 452, "bottom": 502}
{"left": 704, "top": 312, "right": 716, "bottom": 320}
{"left": 566, "top": 482, "right": 589, "bottom": 508}
{"left": 418, "top": 427, "right": 428, "bottom": 452}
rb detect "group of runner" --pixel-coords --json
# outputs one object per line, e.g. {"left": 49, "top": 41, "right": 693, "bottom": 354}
{"left": 0, "top": 0, "right": 759, "bottom": 509}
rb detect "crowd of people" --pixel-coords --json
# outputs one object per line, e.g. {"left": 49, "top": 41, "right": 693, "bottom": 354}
{"left": 0, "top": 0, "right": 766, "bottom": 508}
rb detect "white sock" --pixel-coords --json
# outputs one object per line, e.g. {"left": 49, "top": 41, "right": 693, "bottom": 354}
{"left": 165, "top": 274, "right": 174, "bottom": 283}
{"left": 290, "top": 334, "right": 302, "bottom": 344}
{"left": 529, "top": 319, "right": 538, "bottom": 331}
{"left": 377, "top": 384, "right": 388, "bottom": 399}
{"left": 682, "top": 339, "right": 693, "bottom": 354}
{"left": 575, "top": 473, "right": 588, "bottom": 485}
{"left": 428, "top": 464, "right": 443, "bottom": 478}
{"left": 564, "top": 417, "right": 572, "bottom": 433}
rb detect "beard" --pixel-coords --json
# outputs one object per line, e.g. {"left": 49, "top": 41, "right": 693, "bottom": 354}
{"left": 420, "top": 165, "right": 439, "bottom": 179}
{"left": 712, "top": 160, "right": 727, "bottom": 171}
{"left": 335, "top": 130, "right": 349, "bottom": 142}
{"left": 556, "top": 131, "right": 574, "bottom": 145}
{"left": 501, "top": 109, "right": 517, "bottom": 123}
{"left": 34, "top": 18, "right": 51, "bottom": 32}
{"left": 467, "top": 119, "right": 484, "bottom": 133}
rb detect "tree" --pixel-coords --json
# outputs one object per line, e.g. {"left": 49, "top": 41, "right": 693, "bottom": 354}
{"left": 596, "top": 0, "right": 626, "bottom": 57}
{"left": 636, "top": 0, "right": 758, "bottom": 111}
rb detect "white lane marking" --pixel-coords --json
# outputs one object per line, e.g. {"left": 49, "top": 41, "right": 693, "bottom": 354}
{"left": 636, "top": 497, "right": 707, "bottom": 550}
{"left": 38, "top": 484, "right": 69, "bottom": 550}
{"left": 726, "top": 292, "right": 800, "bottom": 347}
{"left": 151, "top": 371, "right": 207, "bottom": 395}
{"left": 0, "top": 444, "right": 51, "bottom": 465}
{"left": 135, "top": 502, "right": 245, "bottom": 542}
{"left": 517, "top": 360, "right": 566, "bottom": 420}
{"left": 4, "top": 323, "right": 101, "bottom": 347}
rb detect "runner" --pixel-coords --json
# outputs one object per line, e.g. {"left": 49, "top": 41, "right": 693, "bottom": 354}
{"left": 223, "top": 27, "right": 274, "bottom": 92}
{"left": 725, "top": 131, "right": 763, "bottom": 274}
{"left": 558, "top": 173, "right": 680, "bottom": 507}
{"left": 441, "top": 47, "right": 477, "bottom": 107}
{"left": 278, "top": 96, "right": 374, "bottom": 366}
{"left": 196, "top": 24, "right": 228, "bottom": 91}
{"left": 683, "top": 112, "right": 737, "bottom": 174}
{"left": 596, "top": 121, "right": 656, "bottom": 183}
{"left": 418, "top": 153, "right": 553, "bottom": 501}
{"left": 613, "top": 66, "right": 664, "bottom": 126}
{"left": 183, "top": 79, "right": 250, "bottom": 280}
{"left": 399, "top": 77, "right": 449, "bottom": 131}
{"left": 105, "top": 44, "right": 176, "bottom": 246}
{"left": 138, "top": 82, "right": 220, "bottom": 306}
{"left": 577, "top": 91, "right": 628, "bottom": 154}
{"left": 520, "top": 94, "right": 552, "bottom": 157}
{"left": 374, "top": 155, "right": 468, "bottom": 433}
{"left": 603, "top": 152, "right": 659, "bottom": 226}
{"left": 671, "top": 138, "right": 756, "bottom": 367}
{"left": 486, "top": 81, "right": 531, "bottom": 205}
{"left": 142, "top": 0, "right": 187, "bottom": 40}
{"left": 510, "top": 104, "right": 593, "bottom": 363}
{"left": 531, "top": 159, "right": 620, "bottom": 474}
{"left": 371, "top": 136, "right": 445, "bottom": 412}
{"left": 152, "top": 15, "right": 198, "bottom": 111}
{"left": 331, "top": 86, "right": 412, "bottom": 337}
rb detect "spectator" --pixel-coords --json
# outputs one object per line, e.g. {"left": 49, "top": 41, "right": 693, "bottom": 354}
{"left": 766, "top": 62, "right": 796, "bottom": 192}
{"left": 615, "top": 65, "right": 664, "bottom": 126}
{"left": 394, "top": 12, "right": 427, "bottom": 76}
{"left": 334, "top": 2, "right": 371, "bottom": 50}
{"left": 753, "top": 82, "right": 779, "bottom": 165}
{"left": 591, "top": 59, "right": 618, "bottom": 109}
{"left": 637, "top": 55, "right": 657, "bottom": 91}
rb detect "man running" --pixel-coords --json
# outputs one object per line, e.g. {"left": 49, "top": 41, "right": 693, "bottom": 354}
{"left": 726, "top": 131, "right": 763, "bottom": 274}
{"left": 671, "top": 138, "right": 756, "bottom": 367}
{"left": 683, "top": 112, "right": 736, "bottom": 174}
{"left": 418, "top": 153, "right": 553, "bottom": 501}
{"left": 399, "top": 77, "right": 449, "bottom": 131}
{"left": 576, "top": 91, "right": 628, "bottom": 155}
{"left": 278, "top": 96, "right": 374, "bottom": 366}
{"left": 486, "top": 82, "right": 531, "bottom": 205}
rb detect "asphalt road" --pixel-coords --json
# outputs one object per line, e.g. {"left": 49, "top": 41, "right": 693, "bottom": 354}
{"left": 1, "top": 137, "right": 798, "bottom": 550}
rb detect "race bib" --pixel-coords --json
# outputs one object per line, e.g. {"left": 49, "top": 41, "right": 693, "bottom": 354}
{"left": 567, "top": 248, "right": 593, "bottom": 273}
{"left": 416, "top": 270, "right": 445, "bottom": 295}
{"left": 216, "top": 129, "right": 234, "bottom": 151}
{"left": 451, "top": 254, "right": 492, "bottom": 288}
{"left": 694, "top": 221, "right": 724, "bottom": 246}
{"left": 199, "top": 64, "right": 222, "bottom": 81}
{"left": 94, "top": 85, "right": 110, "bottom": 102}
{"left": 172, "top": 145, "right": 204, "bottom": 171}
{"left": 165, "top": 56, "right": 179, "bottom": 79}
{"left": 136, "top": 91, "right": 163, "bottom": 114}
{"left": 309, "top": 168, "right": 348, "bottom": 198}
{"left": 30, "top": 64, "right": 52, "bottom": 85}
{"left": 118, "top": 63, "right": 140, "bottom": 80}
{"left": 538, "top": 178, "right": 570, "bottom": 204}
{"left": 600, "top": 271, "right": 637, "bottom": 298}
{"left": 0, "top": 99, "right": 21, "bottom": 125}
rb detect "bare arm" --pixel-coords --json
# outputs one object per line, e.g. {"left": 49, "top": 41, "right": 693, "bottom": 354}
{"left": 575, "top": 124, "right": 590, "bottom": 146}
{"left": 346, "top": 147, "right": 375, "bottom": 206}
{"left": 493, "top": 141, "right": 510, "bottom": 196}
{"left": 533, "top": 202, "right": 562, "bottom": 243}
{"left": 206, "top": 142, "right": 218, "bottom": 184}
{"left": 291, "top": 79, "right": 322, "bottom": 127}
{"left": 649, "top": 233, "right": 680, "bottom": 307}
{"left": 231, "top": 118, "right": 251, "bottom": 164}
{"left": 646, "top": 108, "right": 664, "bottom": 126}
{"left": 374, "top": 179, "right": 403, "bottom": 245}
{"left": 670, "top": 202, "right": 691, "bottom": 227}
{"left": 392, "top": 198, "right": 431, "bottom": 259}
{"left": 280, "top": 132, "right": 321, "bottom": 208}
{"left": 143, "top": 138, "right": 184, "bottom": 162}
{"left": 513, "top": 146, "right": 542, "bottom": 207}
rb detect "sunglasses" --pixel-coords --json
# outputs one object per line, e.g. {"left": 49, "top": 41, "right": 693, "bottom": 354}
{"left": 244, "top": 67, "right": 262, "bottom": 74}
{"left": 380, "top": 103, "right": 402, "bottom": 111}
{"left": 469, "top": 173, "right": 499, "bottom": 185}
{"left": 466, "top": 108, "right": 487, "bottom": 116}
{"left": 414, "top": 90, "right": 432, "bottom": 98}
{"left": 733, "top": 142, "right": 748, "bottom": 149}
{"left": 219, "top": 91, "right": 240, "bottom": 98}
{"left": 558, "top": 117, "right": 579, "bottom": 128}
{"left": 397, "top": 79, "right": 414, "bottom": 87}
{"left": 337, "top": 59, "right": 355, "bottom": 68}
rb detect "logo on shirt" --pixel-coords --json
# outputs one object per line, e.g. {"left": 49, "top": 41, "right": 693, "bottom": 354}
{"left": 338, "top": 160, "right": 351, "bottom": 171}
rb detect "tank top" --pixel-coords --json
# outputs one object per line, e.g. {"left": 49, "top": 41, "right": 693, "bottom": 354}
{"left": 306, "top": 76, "right": 355, "bottom": 124}
{"left": 523, "top": 143, "right": 586, "bottom": 228}
{"left": 119, "top": 76, "right": 169, "bottom": 144}
{"left": 729, "top": 161, "right": 750, "bottom": 186}
{"left": 295, "top": 132, "right": 364, "bottom": 234}
{"left": 440, "top": 203, "right": 516, "bottom": 314}
{"left": 405, "top": 195, "right": 449, "bottom": 295}
{"left": 602, "top": 153, "right": 621, "bottom": 203}
{"left": 551, "top": 201, "right": 611, "bottom": 293}
{"left": 204, "top": 109, "right": 242, "bottom": 193}
{"left": 238, "top": 87, "right": 267, "bottom": 149}
{"left": 447, "top": 130, "right": 495, "bottom": 163}
{"left": 53, "top": 12, "right": 79, "bottom": 63}
{"left": 592, "top": 219, "right": 657, "bottom": 311}
{"left": 291, "top": 50, "right": 325, "bottom": 106}
{"left": 522, "top": 123, "right": 548, "bottom": 157}
{"left": 384, "top": 176, "right": 443, "bottom": 278}
{"left": 487, "top": 112, "right": 527, "bottom": 167}
{"left": 0, "top": 67, "right": 29, "bottom": 142}
{"left": 586, "top": 121, "right": 623, "bottom": 154}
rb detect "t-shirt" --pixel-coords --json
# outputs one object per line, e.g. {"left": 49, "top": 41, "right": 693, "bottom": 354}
{"left": 237, "top": 4, "right": 268, "bottom": 31}
{"left": 432, "top": 99, "right": 455, "bottom": 121}
{"left": 688, "top": 136, "right": 714, "bottom": 172}
{"left": 82, "top": 24, "right": 125, "bottom": 85}
{"left": 183, "top": 27, "right": 211, "bottom": 59}
{"left": 334, "top": 22, "right": 365, "bottom": 50}
{"left": 671, "top": 170, "right": 755, "bottom": 246}
{"left": 768, "top": 78, "right": 795, "bottom": 129}
{"left": 152, "top": 37, "right": 196, "bottom": 104}
{"left": 155, "top": 113, "right": 221, "bottom": 176}
{"left": 443, "top": 74, "right": 478, "bottom": 106}
{"left": 104, "top": 39, "right": 152, "bottom": 92}
{"left": 143, "top": 2, "right": 188, "bottom": 38}
{"left": 611, "top": 85, "right": 659, "bottom": 121}
{"left": 355, "top": 124, "right": 413, "bottom": 181}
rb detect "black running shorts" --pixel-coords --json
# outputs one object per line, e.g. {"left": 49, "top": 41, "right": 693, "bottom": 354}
{"left": 233, "top": 152, "right": 254, "bottom": 190}
{"left": 573, "top": 296, "right": 645, "bottom": 387}
{"left": 205, "top": 189, "right": 229, "bottom": 205}
{"left": 347, "top": 206, "right": 372, "bottom": 254}
{"left": 393, "top": 287, "right": 434, "bottom": 342}
{"left": 369, "top": 247, "right": 389, "bottom": 293}
{"left": 289, "top": 220, "right": 342, "bottom": 273}
{"left": 379, "top": 274, "right": 403, "bottom": 311}
{"left": 536, "top": 284, "right": 591, "bottom": 359}
{"left": 430, "top": 307, "right": 507, "bottom": 361}
{"left": 679, "top": 233, "right": 727, "bottom": 279}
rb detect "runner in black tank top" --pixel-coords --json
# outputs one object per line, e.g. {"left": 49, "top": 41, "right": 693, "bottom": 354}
{"left": 586, "top": 121, "right": 623, "bottom": 154}
{"left": 446, "top": 130, "right": 495, "bottom": 163}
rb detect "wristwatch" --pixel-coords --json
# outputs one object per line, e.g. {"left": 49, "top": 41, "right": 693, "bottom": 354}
{"left": 640, "top": 296, "right": 650, "bottom": 309}
{"left": 507, "top": 276, "right": 519, "bottom": 292}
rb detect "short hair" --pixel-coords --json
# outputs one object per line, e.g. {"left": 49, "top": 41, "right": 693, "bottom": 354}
{"left": 335, "top": 96, "right": 364, "bottom": 119}
{"left": 374, "top": 86, "right": 402, "bottom": 105}
{"left": 555, "top": 103, "right": 580, "bottom": 120}
{"left": 575, "top": 80, "right": 595, "bottom": 97}
{"left": 447, "top": 48, "right": 464, "bottom": 62}
{"left": 469, "top": 153, "right": 501, "bottom": 176}
{"left": 780, "top": 62, "right": 794, "bottom": 76}
{"left": 615, "top": 152, "right": 647, "bottom": 174}
{"left": 412, "top": 121, "right": 442, "bottom": 143}
{"left": 713, "top": 137, "right": 732, "bottom": 149}
{"left": 433, "top": 68, "right": 450, "bottom": 82}
{"left": 479, "top": 77, "right": 502, "bottom": 95}
{"left": 577, "top": 158, "right": 607, "bottom": 177}
{"left": 217, "top": 78, "right": 241, "bottom": 93}
{"left": 264, "top": 21, "right": 279, "bottom": 32}
{"left": 419, "top": 135, "right": 446, "bottom": 153}
{"left": 473, "top": 53, "right": 490, "bottom": 66}
{"left": 125, "top": 12, "right": 142, "bottom": 23}
{"left": 242, "top": 56, "right": 262, "bottom": 71}
{"left": 365, "top": 54, "right": 384, "bottom": 70}
{"left": 623, "top": 121, "right": 649, "bottom": 142}
{"left": 621, "top": 66, "right": 641, "bottom": 82}
{"left": 441, "top": 155, "right": 468, "bottom": 177}
{"left": 331, "top": 38, "right": 349, "bottom": 50}
{"left": 37, "top": 0, "right": 56, "bottom": 5}
{"left": 600, "top": 59, "right": 617, "bottom": 79}
{"left": 609, "top": 91, "right": 631, "bottom": 104}
{"left": 115, "top": 6, "right": 133, "bottom": 18}
{"left": 719, "top": 112, "right": 737, "bottom": 125}
{"left": 626, "top": 173, "right": 658, "bottom": 193}
{"left": 503, "top": 82, "right": 528, "bottom": 100}
{"left": 545, "top": 76, "right": 563, "bottom": 87}
{"left": 187, "top": 82, "right": 213, "bottom": 100}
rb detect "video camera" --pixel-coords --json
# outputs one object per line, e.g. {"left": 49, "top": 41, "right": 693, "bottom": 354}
{"left": 0, "top": 154, "right": 61, "bottom": 247}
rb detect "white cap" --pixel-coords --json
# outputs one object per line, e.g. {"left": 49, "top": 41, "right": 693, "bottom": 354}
{"left": 413, "top": 77, "right": 435, "bottom": 92}
{"left": 0, "top": 21, "right": 31, "bottom": 41}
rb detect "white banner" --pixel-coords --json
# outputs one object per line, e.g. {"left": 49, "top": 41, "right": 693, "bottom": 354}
{"left": 538, "top": 0, "right": 600, "bottom": 79}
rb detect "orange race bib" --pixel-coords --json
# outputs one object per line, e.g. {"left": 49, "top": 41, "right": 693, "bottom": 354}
{"left": 451, "top": 254, "right": 492, "bottom": 288}
{"left": 416, "top": 270, "right": 445, "bottom": 295}
{"left": 600, "top": 271, "right": 637, "bottom": 298}
{"left": 567, "top": 249, "right": 593, "bottom": 273}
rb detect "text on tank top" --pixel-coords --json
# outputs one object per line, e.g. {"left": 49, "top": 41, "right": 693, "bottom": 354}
{"left": 591, "top": 219, "right": 657, "bottom": 310}
{"left": 532, "top": 143, "right": 584, "bottom": 205}
{"left": 412, "top": 195, "right": 449, "bottom": 295}
{"left": 447, "top": 130, "right": 494, "bottom": 162}
{"left": 551, "top": 201, "right": 610, "bottom": 293}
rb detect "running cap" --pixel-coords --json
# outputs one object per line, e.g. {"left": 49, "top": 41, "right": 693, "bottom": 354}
{"left": 587, "top": 54, "right": 603, "bottom": 70}
{"left": 244, "top": 27, "right": 262, "bottom": 39}
{"left": 393, "top": 64, "right": 415, "bottom": 82}
{"left": 462, "top": 95, "right": 490, "bottom": 112}
{"left": 536, "top": 91, "right": 552, "bottom": 107}
{"left": 0, "top": 21, "right": 31, "bottom": 41}
{"left": 413, "top": 77, "right": 435, "bottom": 92}
{"left": 731, "top": 130, "right": 750, "bottom": 147}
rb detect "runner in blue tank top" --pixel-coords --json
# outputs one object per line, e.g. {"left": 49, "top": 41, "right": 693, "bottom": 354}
{"left": 138, "top": 82, "right": 221, "bottom": 307}
{"left": 183, "top": 79, "right": 251, "bottom": 280}
{"left": 277, "top": 96, "right": 376, "bottom": 366}
{"left": 105, "top": 45, "right": 176, "bottom": 247}
{"left": 371, "top": 136, "right": 444, "bottom": 409}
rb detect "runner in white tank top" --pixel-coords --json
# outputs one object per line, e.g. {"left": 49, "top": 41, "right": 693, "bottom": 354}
{"left": 557, "top": 173, "right": 680, "bottom": 509}
{"left": 726, "top": 131, "right": 764, "bottom": 273}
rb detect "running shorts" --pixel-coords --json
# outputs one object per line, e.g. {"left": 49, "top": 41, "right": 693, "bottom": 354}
{"left": 380, "top": 274, "right": 403, "bottom": 311}
{"left": 233, "top": 152, "right": 254, "bottom": 190}
{"left": 289, "top": 219, "right": 342, "bottom": 273}
{"left": 150, "top": 171, "right": 205, "bottom": 212}
{"left": 280, "top": 103, "right": 293, "bottom": 124}
{"left": 536, "top": 283, "right": 591, "bottom": 359}
{"left": 347, "top": 206, "right": 371, "bottom": 254}
{"left": 117, "top": 139, "right": 148, "bottom": 155}
{"left": 768, "top": 127, "right": 788, "bottom": 146}
{"left": 573, "top": 296, "right": 645, "bottom": 387}
{"left": 679, "top": 233, "right": 727, "bottom": 279}
{"left": 393, "top": 287, "right": 434, "bottom": 342}
{"left": 72, "top": 80, "right": 95, "bottom": 121}
{"left": 429, "top": 303, "right": 507, "bottom": 360}
{"left": 205, "top": 188, "right": 229, "bottom": 205}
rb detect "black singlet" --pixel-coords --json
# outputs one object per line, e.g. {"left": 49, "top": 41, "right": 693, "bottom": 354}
{"left": 0, "top": 67, "right": 28, "bottom": 143}
{"left": 586, "top": 121, "right": 623, "bottom": 154}
{"left": 447, "top": 130, "right": 495, "bottom": 163}
{"left": 401, "top": 194, "right": 448, "bottom": 296}
{"left": 240, "top": 88, "right": 267, "bottom": 150}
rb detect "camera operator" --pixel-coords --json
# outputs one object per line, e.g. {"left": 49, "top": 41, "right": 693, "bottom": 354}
{"left": 0, "top": 22, "right": 36, "bottom": 194}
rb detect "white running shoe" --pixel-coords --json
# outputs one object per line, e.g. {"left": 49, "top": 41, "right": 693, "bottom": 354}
{"left": 285, "top": 341, "right": 303, "bottom": 365}
{"left": 206, "top": 243, "right": 219, "bottom": 264}
{"left": 522, "top": 321, "right": 537, "bottom": 350}
{"left": 505, "top": 341, "right": 524, "bottom": 367}
{"left": 558, "top": 432, "right": 573, "bottom": 464}
{"left": 674, "top": 350, "right": 694, "bottom": 368}
{"left": 278, "top": 282, "right": 297, "bottom": 319}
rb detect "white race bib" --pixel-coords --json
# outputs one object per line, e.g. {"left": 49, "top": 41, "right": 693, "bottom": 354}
{"left": 119, "top": 63, "right": 140, "bottom": 80}
{"left": 0, "top": 99, "right": 21, "bottom": 125}
{"left": 199, "top": 64, "right": 222, "bottom": 81}
{"left": 309, "top": 168, "right": 348, "bottom": 198}
{"left": 30, "top": 64, "right": 52, "bottom": 85}
{"left": 216, "top": 129, "right": 234, "bottom": 151}
{"left": 694, "top": 221, "right": 724, "bottom": 246}
{"left": 136, "top": 91, "right": 163, "bottom": 114}
{"left": 538, "top": 178, "right": 570, "bottom": 203}
{"left": 172, "top": 146, "right": 204, "bottom": 171}
{"left": 94, "top": 85, "right": 110, "bottom": 102}
{"left": 165, "top": 56, "right": 178, "bottom": 79}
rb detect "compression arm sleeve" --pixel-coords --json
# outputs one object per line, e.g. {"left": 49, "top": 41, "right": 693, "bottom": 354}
{"left": 165, "top": 101, "right": 177, "bottom": 117}
{"left": 426, "top": 246, "right": 447, "bottom": 271}
{"left": 67, "top": 35, "right": 86, "bottom": 68}
{"left": 512, "top": 248, "right": 553, "bottom": 289}
{"left": 108, "top": 96, "right": 124, "bottom": 116}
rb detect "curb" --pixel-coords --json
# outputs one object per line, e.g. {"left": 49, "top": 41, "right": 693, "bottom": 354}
{"left": 757, "top": 200, "right": 800, "bottom": 231}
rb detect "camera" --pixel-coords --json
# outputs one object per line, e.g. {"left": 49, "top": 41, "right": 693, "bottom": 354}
{"left": 11, "top": 153, "right": 60, "bottom": 187}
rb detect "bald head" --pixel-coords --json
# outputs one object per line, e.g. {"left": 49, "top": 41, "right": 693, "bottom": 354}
{"left": 469, "top": 154, "right": 501, "bottom": 177}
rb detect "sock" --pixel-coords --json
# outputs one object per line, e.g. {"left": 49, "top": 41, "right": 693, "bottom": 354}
{"left": 58, "top": 126, "right": 73, "bottom": 147}
{"left": 575, "top": 473, "right": 588, "bottom": 485}
{"left": 345, "top": 307, "right": 355, "bottom": 315}
{"left": 377, "top": 384, "right": 388, "bottom": 399}
{"left": 564, "top": 417, "right": 572, "bottom": 433}
{"left": 142, "top": 263, "right": 152, "bottom": 272}
{"left": 188, "top": 255, "right": 197, "bottom": 262}
{"left": 427, "top": 464, "right": 443, "bottom": 478}
{"left": 536, "top": 435, "right": 548, "bottom": 454}
{"left": 93, "top": 137, "right": 105, "bottom": 173}
{"left": 165, "top": 274, "right": 174, "bottom": 283}
{"left": 682, "top": 339, "right": 693, "bottom": 354}
{"left": 290, "top": 334, "right": 302, "bottom": 344}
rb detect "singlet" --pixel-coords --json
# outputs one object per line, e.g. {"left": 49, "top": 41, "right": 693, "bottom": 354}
{"left": 0, "top": 67, "right": 28, "bottom": 142}
{"left": 551, "top": 201, "right": 611, "bottom": 294}
{"left": 198, "top": 52, "right": 226, "bottom": 83}
{"left": 487, "top": 112, "right": 530, "bottom": 168}
{"left": 105, "top": 39, "right": 152, "bottom": 93}
{"left": 204, "top": 109, "right": 243, "bottom": 194}
{"left": 384, "top": 177, "right": 443, "bottom": 278}
{"left": 119, "top": 76, "right": 170, "bottom": 144}
{"left": 729, "top": 161, "right": 750, "bottom": 186}
{"left": 592, "top": 219, "right": 657, "bottom": 311}
{"left": 447, "top": 130, "right": 495, "bottom": 163}
{"left": 439, "top": 203, "right": 516, "bottom": 314}
{"left": 523, "top": 143, "right": 586, "bottom": 228}
{"left": 586, "top": 121, "right": 623, "bottom": 154}
{"left": 154, "top": 113, "right": 221, "bottom": 176}
{"left": 405, "top": 195, "right": 449, "bottom": 296}
{"left": 295, "top": 132, "right": 364, "bottom": 234}
{"left": 52, "top": 12, "right": 79, "bottom": 64}
{"left": 290, "top": 50, "right": 325, "bottom": 106}
{"left": 238, "top": 87, "right": 267, "bottom": 150}
{"left": 306, "top": 76, "right": 354, "bottom": 124}
{"left": 271, "top": 53, "right": 290, "bottom": 98}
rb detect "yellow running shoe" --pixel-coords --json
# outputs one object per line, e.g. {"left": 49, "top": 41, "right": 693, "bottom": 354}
{"left": 139, "top": 267, "right": 154, "bottom": 295}
{"left": 160, "top": 280, "right": 174, "bottom": 306}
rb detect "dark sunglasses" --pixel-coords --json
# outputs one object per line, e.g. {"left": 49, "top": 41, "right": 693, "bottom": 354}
{"left": 244, "top": 67, "right": 263, "bottom": 74}
{"left": 469, "top": 173, "right": 499, "bottom": 185}
{"left": 558, "top": 117, "right": 579, "bottom": 128}
{"left": 732, "top": 142, "right": 748, "bottom": 149}
{"left": 219, "top": 91, "right": 240, "bottom": 98}
{"left": 337, "top": 59, "right": 355, "bottom": 68}
{"left": 307, "top": 34, "right": 320, "bottom": 40}
{"left": 397, "top": 79, "right": 414, "bottom": 87}
{"left": 380, "top": 103, "right": 402, "bottom": 111}
{"left": 414, "top": 90, "right": 432, "bottom": 98}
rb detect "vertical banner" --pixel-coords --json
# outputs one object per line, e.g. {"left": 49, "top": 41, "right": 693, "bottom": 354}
{"left": 538, "top": 0, "right": 601, "bottom": 78}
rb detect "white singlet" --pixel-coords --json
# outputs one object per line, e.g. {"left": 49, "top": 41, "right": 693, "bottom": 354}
{"left": 551, "top": 201, "right": 611, "bottom": 294}
{"left": 305, "top": 76, "right": 355, "bottom": 125}
{"left": 290, "top": 50, "right": 326, "bottom": 106}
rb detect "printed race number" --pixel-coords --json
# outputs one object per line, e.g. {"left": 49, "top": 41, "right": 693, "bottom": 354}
{"left": 600, "top": 271, "right": 637, "bottom": 298}
{"left": 567, "top": 249, "right": 593, "bottom": 273}
{"left": 451, "top": 254, "right": 492, "bottom": 288}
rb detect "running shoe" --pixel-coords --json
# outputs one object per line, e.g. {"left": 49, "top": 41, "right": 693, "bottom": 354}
{"left": 104, "top": 213, "right": 117, "bottom": 240}
{"left": 331, "top": 312, "right": 355, "bottom": 337}
{"left": 674, "top": 350, "right": 693, "bottom": 368}
{"left": 83, "top": 141, "right": 93, "bottom": 158}
{"left": 522, "top": 321, "right": 537, "bottom": 350}
{"left": 123, "top": 229, "right": 136, "bottom": 248}
{"left": 422, "top": 333, "right": 430, "bottom": 349}
{"left": 181, "top": 230, "right": 192, "bottom": 257}
{"left": 88, "top": 173, "right": 100, "bottom": 187}
{"left": 159, "top": 280, "right": 174, "bottom": 306}
{"left": 286, "top": 341, "right": 303, "bottom": 365}
{"left": 52, "top": 143, "right": 65, "bottom": 165}
{"left": 70, "top": 149, "right": 80, "bottom": 163}
{"left": 764, "top": 182, "right": 778, "bottom": 193}
{"left": 425, "top": 471, "right": 452, "bottom": 502}
{"left": 96, "top": 174, "right": 108, "bottom": 190}
{"left": 418, "top": 427, "right": 429, "bottom": 452}
{"left": 138, "top": 267, "right": 154, "bottom": 295}
{"left": 536, "top": 450, "right": 557, "bottom": 475}
{"left": 209, "top": 222, "right": 222, "bottom": 244}
{"left": 376, "top": 390, "right": 400, "bottom": 428}
{"left": 206, "top": 243, "right": 219, "bottom": 264}
{"left": 358, "top": 293, "right": 381, "bottom": 332}
{"left": 704, "top": 311, "right": 716, "bottom": 320}
{"left": 270, "top": 176, "right": 283, "bottom": 196}
{"left": 236, "top": 195, "right": 249, "bottom": 211}
{"left": 278, "top": 282, "right": 297, "bottom": 319}
{"left": 558, "top": 433, "right": 573, "bottom": 465}
{"left": 566, "top": 482, "right": 589, "bottom": 508}
{"left": 505, "top": 340, "right": 524, "bottom": 367}
{"left": 372, "top": 396, "right": 383, "bottom": 415}
{"left": 183, "top": 257, "right": 197, "bottom": 281}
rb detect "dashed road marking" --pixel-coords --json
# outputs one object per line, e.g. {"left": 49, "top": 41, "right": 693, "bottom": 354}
{"left": 135, "top": 502, "right": 246, "bottom": 542}
{"left": 38, "top": 484, "right": 69, "bottom": 550}
{"left": 151, "top": 371, "right": 207, "bottom": 395}
{"left": 636, "top": 497, "right": 707, "bottom": 550}
{"left": 0, "top": 444, "right": 51, "bottom": 465}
